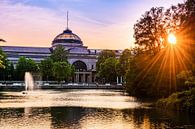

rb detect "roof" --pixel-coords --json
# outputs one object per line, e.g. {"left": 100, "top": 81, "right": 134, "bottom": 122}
{"left": 1, "top": 46, "right": 51, "bottom": 54}
{"left": 52, "top": 29, "right": 83, "bottom": 45}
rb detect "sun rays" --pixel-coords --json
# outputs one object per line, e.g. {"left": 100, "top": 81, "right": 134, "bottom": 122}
{"left": 135, "top": 31, "right": 192, "bottom": 94}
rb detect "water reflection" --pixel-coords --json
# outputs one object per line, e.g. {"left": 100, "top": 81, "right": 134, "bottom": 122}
{"left": 0, "top": 90, "right": 195, "bottom": 129}
{"left": 0, "top": 108, "right": 51, "bottom": 129}
{"left": 0, "top": 90, "right": 145, "bottom": 109}
{"left": 0, "top": 107, "right": 195, "bottom": 129}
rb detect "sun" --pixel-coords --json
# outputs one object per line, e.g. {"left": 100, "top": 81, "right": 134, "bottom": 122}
{"left": 168, "top": 33, "right": 176, "bottom": 45}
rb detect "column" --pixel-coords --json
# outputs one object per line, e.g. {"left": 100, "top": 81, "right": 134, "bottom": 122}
{"left": 76, "top": 74, "right": 79, "bottom": 83}
{"left": 117, "top": 76, "right": 119, "bottom": 84}
{"left": 89, "top": 72, "right": 92, "bottom": 83}
{"left": 81, "top": 74, "right": 84, "bottom": 83}
{"left": 83, "top": 73, "right": 86, "bottom": 83}
{"left": 78, "top": 74, "right": 80, "bottom": 83}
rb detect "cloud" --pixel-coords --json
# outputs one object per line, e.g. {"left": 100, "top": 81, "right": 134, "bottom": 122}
{"left": 0, "top": 0, "right": 185, "bottom": 49}
{"left": 0, "top": 0, "right": 129, "bottom": 49}
{"left": 0, "top": 1, "right": 65, "bottom": 46}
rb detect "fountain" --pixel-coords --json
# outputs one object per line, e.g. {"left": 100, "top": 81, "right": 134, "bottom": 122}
{"left": 22, "top": 72, "right": 35, "bottom": 94}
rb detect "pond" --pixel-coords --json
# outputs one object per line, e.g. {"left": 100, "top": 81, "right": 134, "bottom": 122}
{"left": 0, "top": 89, "right": 194, "bottom": 129}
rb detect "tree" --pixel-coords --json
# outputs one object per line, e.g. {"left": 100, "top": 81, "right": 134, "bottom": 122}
{"left": 98, "top": 57, "right": 118, "bottom": 83}
{"left": 134, "top": 7, "right": 166, "bottom": 55}
{"left": 176, "top": 70, "right": 193, "bottom": 90}
{"left": 7, "top": 62, "right": 15, "bottom": 80}
{"left": 40, "top": 45, "right": 75, "bottom": 82}
{"left": 184, "top": 0, "right": 195, "bottom": 64}
{"left": 0, "top": 49, "right": 15, "bottom": 80}
{"left": 52, "top": 61, "right": 73, "bottom": 83}
{"left": 1, "top": 62, "right": 15, "bottom": 81}
{"left": 164, "top": 4, "right": 186, "bottom": 33}
{"left": 96, "top": 50, "right": 116, "bottom": 71}
{"left": 164, "top": 0, "right": 195, "bottom": 84}
{"left": 125, "top": 57, "right": 137, "bottom": 94}
{"left": 123, "top": 47, "right": 158, "bottom": 96}
{"left": 119, "top": 49, "right": 132, "bottom": 76}
{"left": 0, "top": 54, "right": 5, "bottom": 69}
{"left": 163, "top": 0, "right": 195, "bottom": 58}
{"left": 0, "top": 48, "right": 6, "bottom": 69}
{"left": 0, "top": 39, "right": 6, "bottom": 68}
{"left": 39, "top": 58, "right": 53, "bottom": 81}
{"left": 51, "top": 45, "right": 68, "bottom": 62}
{"left": 16, "top": 57, "right": 38, "bottom": 80}
{"left": 127, "top": 0, "right": 195, "bottom": 98}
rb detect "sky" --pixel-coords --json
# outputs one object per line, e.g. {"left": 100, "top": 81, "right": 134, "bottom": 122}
{"left": 0, "top": 0, "right": 184, "bottom": 50}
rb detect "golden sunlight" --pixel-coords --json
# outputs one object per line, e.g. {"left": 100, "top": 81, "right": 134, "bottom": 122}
{"left": 168, "top": 33, "right": 177, "bottom": 45}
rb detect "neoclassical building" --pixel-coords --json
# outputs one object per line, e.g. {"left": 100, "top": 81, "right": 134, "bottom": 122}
{"left": 1, "top": 27, "right": 122, "bottom": 83}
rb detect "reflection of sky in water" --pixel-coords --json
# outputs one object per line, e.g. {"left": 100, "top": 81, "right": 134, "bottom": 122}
{"left": 0, "top": 90, "right": 195, "bottom": 129}
{"left": 0, "top": 90, "right": 149, "bottom": 109}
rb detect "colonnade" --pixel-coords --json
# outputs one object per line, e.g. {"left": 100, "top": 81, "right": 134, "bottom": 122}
{"left": 74, "top": 72, "right": 95, "bottom": 83}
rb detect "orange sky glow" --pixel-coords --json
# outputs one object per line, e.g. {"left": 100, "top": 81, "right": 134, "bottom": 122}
{"left": 0, "top": 0, "right": 184, "bottom": 50}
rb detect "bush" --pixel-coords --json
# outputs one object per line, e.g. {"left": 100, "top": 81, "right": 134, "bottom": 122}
{"left": 156, "top": 88, "right": 195, "bottom": 112}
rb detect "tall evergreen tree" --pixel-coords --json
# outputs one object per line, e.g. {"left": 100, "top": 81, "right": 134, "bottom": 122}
{"left": 51, "top": 45, "right": 68, "bottom": 62}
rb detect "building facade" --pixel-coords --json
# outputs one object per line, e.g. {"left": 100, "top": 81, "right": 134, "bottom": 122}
{"left": 1, "top": 27, "right": 122, "bottom": 83}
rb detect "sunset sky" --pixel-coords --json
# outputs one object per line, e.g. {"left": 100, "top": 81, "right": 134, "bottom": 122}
{"left": 0, "top": 0, "right": 184, "bottom": 50}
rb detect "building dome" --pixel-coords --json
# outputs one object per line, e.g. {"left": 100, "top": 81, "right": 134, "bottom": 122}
{"left": 52, "top": 29, "right": 83, "bottom": 46}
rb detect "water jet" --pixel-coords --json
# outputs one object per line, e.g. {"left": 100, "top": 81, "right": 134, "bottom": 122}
{"left": 23, "top": 72, "right": 35, "bottom": 94}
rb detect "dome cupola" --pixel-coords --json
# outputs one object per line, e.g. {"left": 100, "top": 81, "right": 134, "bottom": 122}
{"left": 52, "top": 12, "right": 83, "bottom": 47}
{"left": 52, "top": 28, "right": 83, "bottom": 47}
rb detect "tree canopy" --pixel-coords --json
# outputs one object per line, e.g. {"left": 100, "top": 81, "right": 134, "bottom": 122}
{"left": 39, "top": 45, "right": 75, "bottom": 82}
{"left": 126, "top": 0, "right": 195, "bottom": 98}
{"left": 0, "top": 50, "right": 5, "bottom": 69}
{"left": 119, "top": 49, "right": 132, "bottom": 76}
{"left": 134, "top": 0, "right": 195, "bottom": 56}
{"left": 39, "top": 58, "right": 53, "bottom": 81}
{"left": 98, "top": 57, "right": 118, "bottom": 83}
{"left": 0, "top": 40, "right": 6, "bottom": 68}
{"left": 51, "top": 45, "right": 68, "bottom": 62}
{"left": 0, "top": 49, "right": 15, "bottom": 81}
{"left": 52, "top": 61, "right": 73, "bottom": 83}
{"left": 16, "top": 57, "right": 38, "bottom": 80}
{"left": 96, "top": 50, "right": 116, "bottom": 71}
{"left": 134, "top": 7, "right": 166, "bottom": 55}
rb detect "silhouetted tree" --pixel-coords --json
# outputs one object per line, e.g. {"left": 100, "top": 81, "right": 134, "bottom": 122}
{"left": 134, "top": 7, "right": 166, "bottom": 55}
{"left": 129, "top": 1, "right": 195, "bottom": 98}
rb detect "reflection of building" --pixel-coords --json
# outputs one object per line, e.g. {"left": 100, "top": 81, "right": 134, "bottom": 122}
{"left": 1, "top": 27, "right": 122, "bottom": 83}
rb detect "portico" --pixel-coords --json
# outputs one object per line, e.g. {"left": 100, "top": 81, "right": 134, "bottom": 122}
{"left": 74, "top": 72, "right": 93, "bottom": 83}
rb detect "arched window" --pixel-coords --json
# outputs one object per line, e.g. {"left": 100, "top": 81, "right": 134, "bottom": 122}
{"left": 73, "top": 61, "right": 87, "bottom": 71}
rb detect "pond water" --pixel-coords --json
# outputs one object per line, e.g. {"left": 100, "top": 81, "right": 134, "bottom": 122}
{"left": 0, "top": 89, "right": 195, "bottom": 129}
